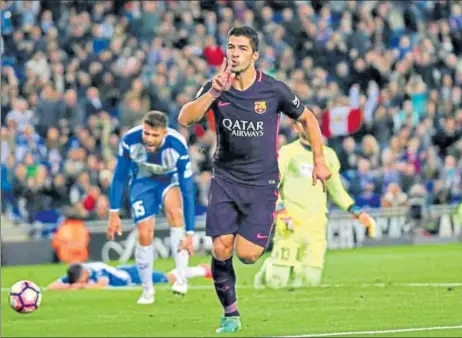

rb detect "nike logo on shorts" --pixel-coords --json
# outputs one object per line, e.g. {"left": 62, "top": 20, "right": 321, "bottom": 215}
{"left": 218, "top": 101, "right": 231, "bottom": 107}
{"left": 256, "top": 233, "right": 268, "bottom": 239}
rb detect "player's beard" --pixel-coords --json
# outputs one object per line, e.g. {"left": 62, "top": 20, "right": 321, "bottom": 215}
{"left": 234, "top": 61, "right": 253, "bottom": 77}
{"left": 144, "top": 142, "right": 157, "bottom": 152}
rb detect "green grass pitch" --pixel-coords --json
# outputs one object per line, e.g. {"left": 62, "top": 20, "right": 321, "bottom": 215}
{"left": 2, "top": 243, "right": 462, "bottom": 337}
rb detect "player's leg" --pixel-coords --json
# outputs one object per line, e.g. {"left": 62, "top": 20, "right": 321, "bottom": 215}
{"left": 211, "top": 234, "right": 242, "bottom": 333}
{"left": 260, "top": 234, "right": 302, "bottom": 289}
{"left": 295, "top": 218, "right": 328, "bottom": 286}
{"left": 235, "top": 185, "right": 278, "bottom": 264}
{"left": 135, "top": 215, "right": 156, "bottom": 303}
{"left": 234, "top": 235, "right": 266, "bottom": 264}
{"left": 162, "top": 185, "right": 190, "bottom": 294}
{"left": 131, "top": 190, "right": 159, "bottom": 304}
{"left": 206, "top": 177, "right": 241, "bottom": 333}
{"left": 168, "top": 264, "right": 212, "bottom": 283}
{"left": 253, "top": 215, "right": 291, "bottom": 289}
{"left": 253, "top": 257, "right": 270, "bottom": 289}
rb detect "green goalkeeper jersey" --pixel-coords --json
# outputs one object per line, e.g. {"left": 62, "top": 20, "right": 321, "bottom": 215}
{"left": 277, "top": 139, "right": 355, "bottom": 220}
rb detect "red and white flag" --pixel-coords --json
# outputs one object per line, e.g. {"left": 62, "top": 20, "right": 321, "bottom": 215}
{"left": 321, "top": 106, "right": 363, "bottom": 138}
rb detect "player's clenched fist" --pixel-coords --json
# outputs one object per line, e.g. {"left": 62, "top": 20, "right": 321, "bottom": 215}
{"left": 209, "top": 57, "right": 236, "bottom": 98}
{"left": 107, "top": 211, "right": 122, "bottom": 241}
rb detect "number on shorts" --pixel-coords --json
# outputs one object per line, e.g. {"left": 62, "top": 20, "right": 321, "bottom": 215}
{"left": 276, "top": 245, "right": 301, "bottom": 265}
{"left": 280, "top": 247, "right": 291, "bottom": 261}
{"left": 133, "top": 201, "right": 145, "bottom": 218}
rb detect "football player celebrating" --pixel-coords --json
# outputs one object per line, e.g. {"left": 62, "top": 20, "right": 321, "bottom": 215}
{"left": 178, "top": 26, "right": 331, "bottom": 333}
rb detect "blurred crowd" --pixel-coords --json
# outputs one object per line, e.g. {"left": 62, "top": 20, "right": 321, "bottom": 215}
{"left": 1, "top": 0, "right": 461, "bottom": 231}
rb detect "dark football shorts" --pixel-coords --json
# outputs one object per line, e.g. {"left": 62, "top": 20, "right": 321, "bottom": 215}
{"left": 205, "top": 176, "right": 278, "bottom": 248}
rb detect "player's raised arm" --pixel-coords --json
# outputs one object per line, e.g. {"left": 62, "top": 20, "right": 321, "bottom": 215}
{"left": 178, "top": 58, "right": 236, "bottom": 127}
{"left": 107, "top": 139, "right": 131, "bottom": 240}
{"left": 275, "top": 80, "right": 331, "bottom": 191}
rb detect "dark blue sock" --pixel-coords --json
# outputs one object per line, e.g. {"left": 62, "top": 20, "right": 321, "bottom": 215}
{"left": 211, "top": 256, "right": 240, "bottom": 317}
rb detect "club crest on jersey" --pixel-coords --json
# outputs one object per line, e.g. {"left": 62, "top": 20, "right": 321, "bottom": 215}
{"left": 254, "top": 101, "right": 267, "bottom": 114}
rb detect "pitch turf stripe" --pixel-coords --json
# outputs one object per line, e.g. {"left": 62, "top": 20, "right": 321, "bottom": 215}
{"left": 1, "top": 282, "right": 462, "bottom": 293}
{"left": 282, "top": 325, "right": 462, "bottom": 337}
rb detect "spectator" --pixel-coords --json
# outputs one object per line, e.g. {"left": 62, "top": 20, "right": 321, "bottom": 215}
{"left": 1, "top": 155, "right": 16, "bottom": 217}
{"left": 379, "top": 149, "right": 401, "bottom": 192}
{"left": 338, "top": 137, "right": 359, "bottom": 173}
{"left": 440, "top": 155, "right": 462, "bottom": 199}
{"left": 360, "top": 135, "right": 381, "bottom": 169}
{"left": 45, "top": 173, "right": 69, "bottom": 210}
{"left": 59, "top": 89, "right": 85, "bottom": 127}
{"left": 347, "top": 158, "right": 378, "bottom": 197}
{"left": 5, "top": 97, "right": 36, "bottom": 132}
{"left": 382, "top": 183, "right": 408, "bottom": 208}
{"left": 84, "top": 87, "right": 105, "bottom": 118}
{"left": 1, "top": 127, "right": 12, "bottom": 164}
{"left": 15, "top": 125, "right": 47, "bottom": 163}
{"left": 433, "top": 118, "right": 461, "bottom": 157}
{"left": 35, "top": 84, "right": 62, "bottom": 138}
{"left": 25, "top": 51, "right": 50, "bottom": 81}
{"left": 87, "top": 195, "right": 110, "bottom": 221}
{"left": 203, "top": 35, "right": 225, "bottom": 68}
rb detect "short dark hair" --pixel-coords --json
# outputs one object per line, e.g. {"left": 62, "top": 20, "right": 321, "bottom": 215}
{"left": 143, "top": 110, "right": 168, "bottom": 129}
{"left": 67, "top": 264, "right": 83, "bottom": 284}
{"left": 228, "top": 26, "right": 259, "bottom": 52}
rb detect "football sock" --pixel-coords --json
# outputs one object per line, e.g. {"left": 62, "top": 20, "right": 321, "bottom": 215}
{"left": 184, "top": 266, "right": 207, "bottom": 278}
{"left": 212, "top": 256, "right": 240, "bottom": 317}
{"left": 170, "top": 227, "right": 189, "bottom": 283}
{"left": 135, "top": 243, "right": 154, "bottom": 293}
{"left": 170, "top": 266, "right": 207, "bottom": 280}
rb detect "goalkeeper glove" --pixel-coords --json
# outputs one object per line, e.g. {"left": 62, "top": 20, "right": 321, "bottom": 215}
{"left": 349, "top": 205, "right": 377, "bottom": 239}
{"left": 275, "top": 203, "right": 295, "bottom": 233}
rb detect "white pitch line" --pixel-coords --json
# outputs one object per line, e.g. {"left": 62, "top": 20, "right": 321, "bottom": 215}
{"left": 281, "top": 325, "right": 462, "bottom": 337}
{"left": 1, "top": 282, "right": 461, "bottom": 293}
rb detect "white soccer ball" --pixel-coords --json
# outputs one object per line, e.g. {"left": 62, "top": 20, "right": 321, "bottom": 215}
{"left": 9, "top": 280, "right": 42, "bottom": 313}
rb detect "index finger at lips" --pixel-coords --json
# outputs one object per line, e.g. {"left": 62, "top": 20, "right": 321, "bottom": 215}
{"left": 219, "top": 57, "right": 227, "bottom": 73}
{"left": 225, "top": 60, "right": 232, "bottom": 74}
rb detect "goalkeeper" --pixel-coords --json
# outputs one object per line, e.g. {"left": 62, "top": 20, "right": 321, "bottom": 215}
{"left": 254, "top": 122, "right": 376, "bottom": 289}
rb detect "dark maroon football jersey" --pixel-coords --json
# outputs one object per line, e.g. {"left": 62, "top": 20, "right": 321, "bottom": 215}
{"left": 195, "top": 70, "right": 304, "bottom": 186}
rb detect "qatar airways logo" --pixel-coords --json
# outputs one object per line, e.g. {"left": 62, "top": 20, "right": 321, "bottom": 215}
{"left": 222, "top": 118, "right": 264, "bottom": 137}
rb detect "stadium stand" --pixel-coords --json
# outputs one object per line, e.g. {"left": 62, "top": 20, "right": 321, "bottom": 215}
{"left": 1, "top": 0, "right": 461, "bottom": 237}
